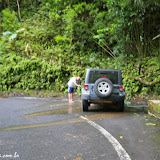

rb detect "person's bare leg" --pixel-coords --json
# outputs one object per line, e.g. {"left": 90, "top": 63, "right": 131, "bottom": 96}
{"left": 71, "top": 93, "right": 74, "bottom": 102}
{"left": 68, "top": 93, "right": 72, "bottom": 103}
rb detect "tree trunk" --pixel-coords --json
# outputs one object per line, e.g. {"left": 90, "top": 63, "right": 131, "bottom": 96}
{"left": 3, "top": 0, "right": 6, "bottom": 9}
{"left": 17, "top": 0, "right": 23, "bottom": 25}
{"left": 7, "top": 0, "right": 10, "bottom": 8}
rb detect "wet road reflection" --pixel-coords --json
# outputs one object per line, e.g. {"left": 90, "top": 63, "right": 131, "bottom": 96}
{"left": 0, "top": 99, "right": 148, "bottom": 132}
{"left": 22, "top": 100, "right": 147, "bottom": 118}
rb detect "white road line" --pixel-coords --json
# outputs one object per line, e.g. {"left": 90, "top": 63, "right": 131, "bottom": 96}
{"left": 79, "top": 115, "right": 131, "bottom": 160}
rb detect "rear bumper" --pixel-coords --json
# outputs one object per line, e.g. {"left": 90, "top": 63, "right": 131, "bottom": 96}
{"left": 81, "top": 94, "right": 125, "bottom": 102}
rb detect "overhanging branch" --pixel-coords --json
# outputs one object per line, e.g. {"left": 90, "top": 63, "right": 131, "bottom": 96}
{"left": 135, "top": 77, "right": 160, "bottom": 86}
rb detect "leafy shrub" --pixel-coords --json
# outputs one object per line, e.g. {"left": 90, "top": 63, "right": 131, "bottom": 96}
{"left": 1, "top": 9, "right": 20, "bottom": 32}
{"left": 0, "top": 1, "right": 159, "bottom": 99}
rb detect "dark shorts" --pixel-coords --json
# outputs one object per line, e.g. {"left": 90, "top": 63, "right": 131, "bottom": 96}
{"left": 68, "top": 86, "right": 74, "bottom": 93}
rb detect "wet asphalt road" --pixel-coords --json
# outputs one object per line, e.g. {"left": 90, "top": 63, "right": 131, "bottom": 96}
{"left": 0, "top": 97, "right": 160, "bottom": 160}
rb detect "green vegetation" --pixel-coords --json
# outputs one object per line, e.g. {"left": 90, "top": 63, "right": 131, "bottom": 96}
{"left": 0, "top": 0, "right": 160, "bottom": 99}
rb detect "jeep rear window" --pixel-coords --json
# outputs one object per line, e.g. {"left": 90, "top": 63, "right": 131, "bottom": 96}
{"left": 88, "top": 71, "right": 118, "bottom": 84}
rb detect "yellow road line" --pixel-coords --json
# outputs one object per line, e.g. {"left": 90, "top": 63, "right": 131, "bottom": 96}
{"left": 0, "top": 118, "right": 85, "bottom": 131}
{"left": 0, "top": 112, "right": 129, "bottom": 132}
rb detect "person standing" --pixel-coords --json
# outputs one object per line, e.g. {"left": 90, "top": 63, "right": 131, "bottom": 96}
{"left": 68, "top": 76, "right": 81, "bottom": 103}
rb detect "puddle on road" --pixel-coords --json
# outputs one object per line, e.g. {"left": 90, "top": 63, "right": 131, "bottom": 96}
{"left": 22, "top": 106, "right": 82, "bottom": 117}
{"left": 23, "top": 102, "right": 71, "bottom": 111}
{"left": 84, "top": 112, "right": 129, "bottom": 121}
{"left": 0, "top": 102, "right": 137, "bottom": 132}
{"left": 0, "top": 102, "right": 130, "bottom": 131}
{"left": 22, "top": 102, "right": 130, "bottom": 118}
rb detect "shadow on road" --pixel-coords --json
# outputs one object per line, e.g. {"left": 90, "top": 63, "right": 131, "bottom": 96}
{"left": 87, "top": 103, "right": 148, "bottom": 114}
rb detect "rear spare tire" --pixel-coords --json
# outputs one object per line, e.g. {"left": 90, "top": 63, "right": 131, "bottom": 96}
{"left": 94, "top": 78, "right": 113, "bottom": 98}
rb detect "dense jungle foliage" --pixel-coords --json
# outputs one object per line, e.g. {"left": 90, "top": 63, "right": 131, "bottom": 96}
{"left": 0, "top": 0, "right": 160, "bottom": 99}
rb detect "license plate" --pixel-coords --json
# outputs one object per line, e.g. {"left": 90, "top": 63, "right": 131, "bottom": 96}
{"left": 83, "top": 90, "right": 90, "bottom": 95}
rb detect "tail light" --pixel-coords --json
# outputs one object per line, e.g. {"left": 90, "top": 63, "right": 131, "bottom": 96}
{"left": 84, "top": 85, "right": 88, "bottom": 90}
{"left": 102, "top": 76, "right": 106, "bottom": 78}
{"left": 119, "top": 86, "right": 123, "bottom": 92}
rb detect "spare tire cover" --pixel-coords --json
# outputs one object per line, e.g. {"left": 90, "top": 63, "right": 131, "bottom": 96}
{"left": 94, "top": 78, "right": 113, "bottom": 98}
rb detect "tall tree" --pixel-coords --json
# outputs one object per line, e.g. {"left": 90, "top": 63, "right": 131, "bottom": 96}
{"left": 16, "top": 0, "right": 23, "bottom": 25}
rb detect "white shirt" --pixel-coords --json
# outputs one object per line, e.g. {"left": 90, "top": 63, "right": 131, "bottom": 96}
{"left": 68, "top": 77, "right": 76, "bottom": 88}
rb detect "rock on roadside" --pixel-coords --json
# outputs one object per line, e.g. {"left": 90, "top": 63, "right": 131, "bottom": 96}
{"left": 148, "top": 100, "right": 160, "bottom": 119}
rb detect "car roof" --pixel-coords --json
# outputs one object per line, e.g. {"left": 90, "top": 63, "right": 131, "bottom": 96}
{"left": 87, "top": 69, "right": 121, "bottom": 72}
{"left": 85, "top": 68, "right": 122, "bottom": 85}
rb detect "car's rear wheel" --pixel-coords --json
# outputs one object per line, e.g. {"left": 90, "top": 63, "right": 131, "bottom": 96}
{"left": 82, "top": 99, "right": 89, "bottom": 112}
{"left": 94, "top": 78, "right": 113, "bottom": 98}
